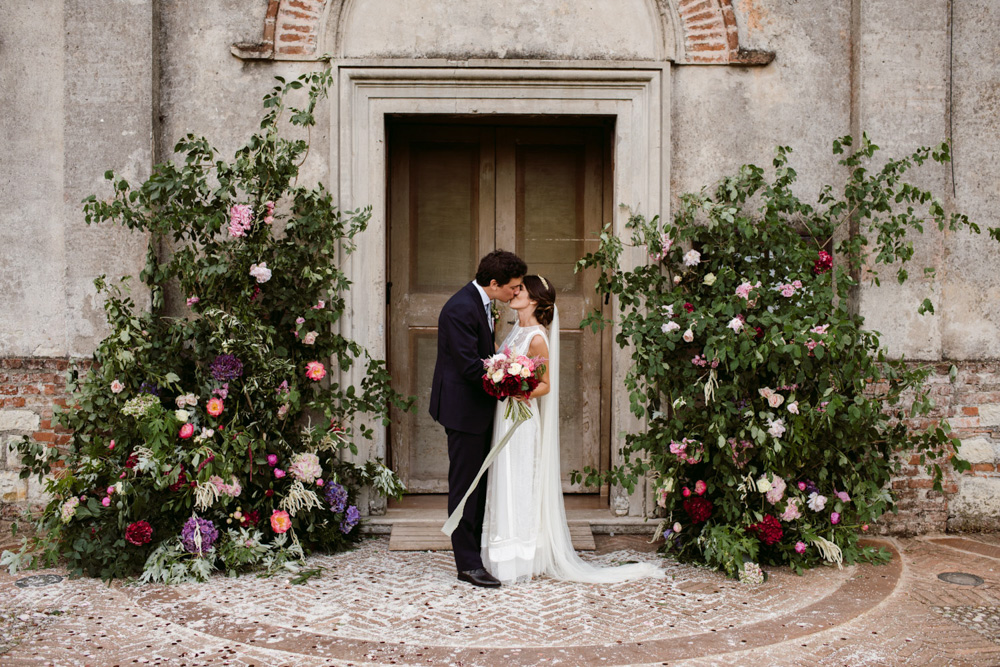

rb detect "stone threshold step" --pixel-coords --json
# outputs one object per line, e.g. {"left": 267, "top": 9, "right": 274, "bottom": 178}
{"left": 362, "top": 509, "right": 659, "bottom": 536}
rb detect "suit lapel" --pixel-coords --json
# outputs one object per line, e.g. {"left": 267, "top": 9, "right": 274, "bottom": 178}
{"left": 465, "top": 282, "right": 493, "bottom": 354}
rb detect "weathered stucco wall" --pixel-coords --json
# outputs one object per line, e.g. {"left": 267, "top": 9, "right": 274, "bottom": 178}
{"left": 0, "top": 1, "right": 66, "bottom": 358}
{"left": 0, "top": 0, "right": 153, "bottom": 359}
{"left": 1, "top": 0, "right": 998, "bottom": 525}
{"left": 339, "top": 0, "right": 666, "bottom": 61}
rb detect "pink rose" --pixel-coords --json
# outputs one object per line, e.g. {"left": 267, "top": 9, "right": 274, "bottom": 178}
{"left": 179, "top": 423, "right": 195, "bottom": 439}
{"left": 316, "top": 479, "right": 324, "bottom": 486}
{"left": 106, "top": 486, "right": 114, "bottom": 495}
{"left": 795, "top": 541, "right": 807, "bottom": 554}
{"left": 270, "top": 510, "right": 291, "bottom": 534}
{"left": 862, "top": 524, "right": 869, "bottom": 532}
{"left": 313, "top": 301, "right": 325, "bottom": 310}
{"left": 296, "top": 317, "right": 306, "bottom": 325}
{"left": 274, "top": 468, "right": 286, "bottom": 479}
{"left": 694, "top": 480, "right": 707, "bottom": 496}
{"left": 267, "top": 454, "right": 278, "bottom": 467}
{"left": 305, "top": 361, "right": 326, "bottom": 381}
{"left": 682, "top": 487, "right": 692, "bottom": 498}
{"left": 186, "top": 296, "right": 200, "bottom": 307}
{"left": 830, "top": 512, "right": 840, "bottom": 525}
{"left": 836, "top": 491, "right": 851, "bottom": 502}
{"left": 109, "top": 439, "right": 115, "bottom": 450}
{"left": 798, "top": 482, "right": 807, "bottom": 491}
{"left": 101, "top": 496, "right": 111, "bottom": 507}
{"left": 206, "top": 397, "right": 224, "bottom": 417}
{"left": 110, "top": 380, "right": 125, "bottom": 394}
{"left": 303, "top": 331, "right": 318, "bottom": 345}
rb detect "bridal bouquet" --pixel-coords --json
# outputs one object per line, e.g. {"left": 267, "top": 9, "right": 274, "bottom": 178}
{"left": 482, "top": 348, "right": 547, "bottom": 421}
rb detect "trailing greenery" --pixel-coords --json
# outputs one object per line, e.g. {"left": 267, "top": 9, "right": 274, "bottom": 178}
{"left": 576, "top": 135, "right": 993, "bottom": 577}
{"left": 3, "top": 68, "right": 413, "bottom": 581}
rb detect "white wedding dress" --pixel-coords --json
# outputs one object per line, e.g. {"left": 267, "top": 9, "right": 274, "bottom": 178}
{"left": 482, "top": 307, "right": 665, "bottom": 584}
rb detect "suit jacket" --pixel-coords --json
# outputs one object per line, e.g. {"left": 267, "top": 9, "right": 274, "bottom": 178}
{"left": 429, "top": 282, "right": 497, "bottom": 434}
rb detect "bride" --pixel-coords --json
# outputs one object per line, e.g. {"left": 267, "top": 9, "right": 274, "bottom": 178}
{"left": 481, "top": 275, "right": 665, "bottom": 584}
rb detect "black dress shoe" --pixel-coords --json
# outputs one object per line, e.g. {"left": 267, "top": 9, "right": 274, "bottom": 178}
{"left": 458, "top": 568, "right": 501, "bottom": 588}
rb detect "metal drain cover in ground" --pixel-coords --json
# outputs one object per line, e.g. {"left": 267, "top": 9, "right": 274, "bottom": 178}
{"left": 15, "top": 574, "right": 64, "bottom": 588}
{"left": 937, "top": 571, "right": 984, "bottom": 586}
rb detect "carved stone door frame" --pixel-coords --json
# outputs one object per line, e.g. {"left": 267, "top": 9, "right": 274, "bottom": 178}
{"left": 331, "top": 63, "right": 669, "bottom": 517}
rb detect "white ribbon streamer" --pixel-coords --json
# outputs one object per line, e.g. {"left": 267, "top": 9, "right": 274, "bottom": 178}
{"left": 441, "top": 412, "right": 527, "bottom": 537}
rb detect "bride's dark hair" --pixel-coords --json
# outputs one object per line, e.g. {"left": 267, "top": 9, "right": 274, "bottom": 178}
{"left": 522, "top": 275, "right": 556, "bottom": 327}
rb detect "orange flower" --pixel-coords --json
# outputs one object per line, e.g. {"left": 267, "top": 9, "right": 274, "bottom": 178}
{"left": 305, "top": 361, "right": 326, "bottom": 381}
{"left": 270, "top": 510, "right": 291, "bottom": 534}
{"left": 206, "top": 397, "right": 224, "bottom": 417}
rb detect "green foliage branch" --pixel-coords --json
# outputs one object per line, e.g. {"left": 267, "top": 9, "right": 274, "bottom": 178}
{"left": 576, "top": 135, "right": 994, "bottom": 577}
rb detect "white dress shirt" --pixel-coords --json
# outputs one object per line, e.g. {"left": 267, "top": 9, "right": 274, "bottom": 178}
{"left": 471, "top": 281, "right": 493, "bottom": 333}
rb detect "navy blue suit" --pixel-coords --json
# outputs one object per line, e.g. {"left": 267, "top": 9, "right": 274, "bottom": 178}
{"left": 429, "top": 282, "right": 497, "bottom": 571}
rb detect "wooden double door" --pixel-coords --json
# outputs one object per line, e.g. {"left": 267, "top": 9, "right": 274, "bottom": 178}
{"left": 387, "top": 119, "right": 611, "bottom": 494}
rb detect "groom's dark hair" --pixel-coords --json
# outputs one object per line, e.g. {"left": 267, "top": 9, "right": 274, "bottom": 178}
{"left": 475, "top": 250, "right": 527, "bottom": 287}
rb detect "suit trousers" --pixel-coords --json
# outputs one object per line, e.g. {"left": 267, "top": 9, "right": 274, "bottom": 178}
{"left": 446, "top": 426, "right": 492, "bottom": 572}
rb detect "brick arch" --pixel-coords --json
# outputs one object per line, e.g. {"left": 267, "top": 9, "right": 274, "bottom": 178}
{"left": 669, "top": 0, "right": 775, "bottom": 65}
{"left": 232, "top": 0, "right": 773, "bottom": 65}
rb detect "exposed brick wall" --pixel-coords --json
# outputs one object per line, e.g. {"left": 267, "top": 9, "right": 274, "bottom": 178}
{"left": 0, "top": 358, "right": 83, "bottom": 511}
{"left": 232, "top": 0, "right": 774, "bottom": 65}
{"left": 2, "top": 356, "right": 997, "bottom": 532}
{"left": 881, "top": 362, "right": 1000, "bottom": 534}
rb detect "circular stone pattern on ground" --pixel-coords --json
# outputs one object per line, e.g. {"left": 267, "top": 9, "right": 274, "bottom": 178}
{"left": 110, "top": 537, "right": 898, "bottom": 665}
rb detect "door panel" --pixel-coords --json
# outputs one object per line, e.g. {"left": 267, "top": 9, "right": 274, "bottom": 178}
{"left": 499, "top": 127, "right": 604, "bottom": 491}
{"left": 389, "top": 126, "right": 495, "bottom": 492}
{"left": 389, "top": 121, "right": 605, "bottom": 494}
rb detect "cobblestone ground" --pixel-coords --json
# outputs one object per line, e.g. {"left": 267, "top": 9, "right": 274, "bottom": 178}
{"left": 0, "top": 534, "right": 996, "bottom": 666}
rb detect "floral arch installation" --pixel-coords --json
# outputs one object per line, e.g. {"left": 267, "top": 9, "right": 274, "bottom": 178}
{"left": 231, "top": 0, "right": 774, "bottom": 66}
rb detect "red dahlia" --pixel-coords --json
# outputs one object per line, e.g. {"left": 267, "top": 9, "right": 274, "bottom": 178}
{"left": 240, "top": 510, "right": 261, "bottom": 527}
{"left": 168, "top": 466, "right": 188, "bottom": 492}
{"left": 813, "top": 250, "right": 833, "bottom": 275}
{"left": 683, "top": 302, "right": 694, "bottom": 313}
{"left": 747, "top": 514, "right": 783, "bottom": 545}
{"left": 125, "top": 520, "right": 153, "bottom": 546}
{"left": 683, "top": 496, "right": 713, "bottom": 524}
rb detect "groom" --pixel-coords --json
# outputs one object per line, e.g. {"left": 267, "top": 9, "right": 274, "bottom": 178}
{"left": 429, "top": 250, "right": 526, "bottom": 588}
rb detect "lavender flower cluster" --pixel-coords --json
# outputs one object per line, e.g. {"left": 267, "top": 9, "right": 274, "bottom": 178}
{"left": 325, "top": 482, "right": 348, "bottom": 513}
{"left": 340, "top": 505, "right": 360, "bottom": 534}
{"left": 180, "top": 516, "right": 219, "bottom": 556}
{"left": 209, "top": 354, "right": 244, "bottom": 382}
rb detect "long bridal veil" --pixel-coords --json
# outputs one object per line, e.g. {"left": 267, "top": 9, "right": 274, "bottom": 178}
{"left": 533, "top": 306, "right": 665, "bottom": 582}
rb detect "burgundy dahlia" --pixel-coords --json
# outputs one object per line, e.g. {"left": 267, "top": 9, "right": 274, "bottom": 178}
{"left": 683, "top": 496, "right": 713, "bottom": 524}
{"left": 125, "top": 520, "right": 153, "bottom": 546}
{"left": 747, "top": 514, "right": 783, "bottom": 546}
{"left": 168, "top": 466, "right": 188, "bottom": 492}
{"left": 813, "top": 250, "right": 833, "bottom": 275}
{"left": 683, "top": 302, "right": 694, "bottom": 313}
{"left": 210, "top": 354, "right": 244, "bottom": 382}
{"left": 240, "top": 509, "right": 261, "bottom": 527}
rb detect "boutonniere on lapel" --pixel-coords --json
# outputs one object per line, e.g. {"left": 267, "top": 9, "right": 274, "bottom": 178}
{"left": 490, "top": 301, "right": 500, "bottom": 326}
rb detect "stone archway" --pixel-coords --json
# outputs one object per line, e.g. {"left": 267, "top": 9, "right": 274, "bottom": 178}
{"left": 232, "top": 0, "right": 773, "bottom": 66}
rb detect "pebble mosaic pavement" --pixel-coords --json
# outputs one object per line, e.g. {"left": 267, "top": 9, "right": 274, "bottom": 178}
{"left": 0, "top": 534, "right": 997, "bottom": 666}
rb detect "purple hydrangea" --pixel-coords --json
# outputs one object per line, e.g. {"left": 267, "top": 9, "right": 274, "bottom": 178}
{"left": 180, "top": 516, "right": 219, "bottom": 556}
{"left": 325, "top": 482, "right": 348, "bottom": 513}
{"left": 339, "top": 505, "right": 360, "bottom": 534}
{"left": 138, "top": 381, "right": 161, "bottom": 397}
{"left": 209, "top": 354, "right": 244, "bottom": 382}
